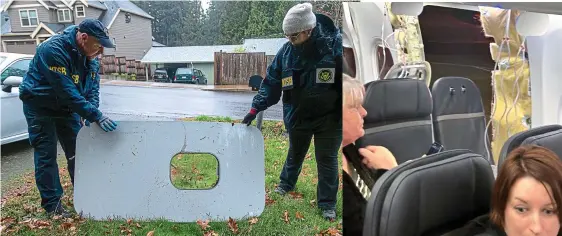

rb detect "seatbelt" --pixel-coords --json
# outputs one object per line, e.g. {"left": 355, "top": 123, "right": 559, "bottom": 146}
{"left": 342, "top": 143, "right": 379, "bottom": 198}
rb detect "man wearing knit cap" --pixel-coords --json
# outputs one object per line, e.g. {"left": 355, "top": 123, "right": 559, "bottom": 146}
{"left": 242, "top": 3, "right": 342, "bottom": 221}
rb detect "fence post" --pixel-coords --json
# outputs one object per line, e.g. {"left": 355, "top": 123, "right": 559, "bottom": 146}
{"left": 256, "top": 110, "right": 264, "bottom": 131}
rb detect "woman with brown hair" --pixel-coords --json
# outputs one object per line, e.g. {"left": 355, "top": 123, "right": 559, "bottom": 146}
{"left": 446, "top": 145, "right": 562, "bottom": 236}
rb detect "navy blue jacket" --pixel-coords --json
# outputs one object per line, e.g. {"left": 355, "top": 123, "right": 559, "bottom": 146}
{"left": 19, "top": 25, "right": 103, "bottom": 122}
{"left": 251, "top": 13, "right": 342, "bottom": 128}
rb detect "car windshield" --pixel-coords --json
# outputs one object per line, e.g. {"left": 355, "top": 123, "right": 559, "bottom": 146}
{"left": 0, "top": 56, "right": 6, "bottom": 65}
{"left": 155, "top": 70, "right": 167, "bottom": 74}
{"left": 176, "top": 68, "right": 192, "bottom": 74}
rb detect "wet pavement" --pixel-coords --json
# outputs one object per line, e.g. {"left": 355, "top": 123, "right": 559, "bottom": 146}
{"left": 1, "top": 85, "right": 283, "bottom": 188}
{"left": 99, "top": 85, "right": 282, "bottom": 121}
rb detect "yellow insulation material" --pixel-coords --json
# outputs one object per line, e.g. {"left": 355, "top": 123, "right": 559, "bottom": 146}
{"left": 479, "top": 7, "right": 532, "bottom": 163}
{"left": 385, "top": 3, "right": 425, "bottom": 63}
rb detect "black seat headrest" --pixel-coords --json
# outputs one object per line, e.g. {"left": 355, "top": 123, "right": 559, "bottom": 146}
{"left": 363, "top": 79, "right": 433, "bottom": 124}
{"left": 498, "top": 125, "right": 562, "bottom": 167}
{"left": 522, "top": 129, "right": 562, "bottom": 160}
{"left": 431, "top": 76, "right": 484, "bottom": 116}
{"left": 363, "top": 150, "right": 494, "bottom": 236}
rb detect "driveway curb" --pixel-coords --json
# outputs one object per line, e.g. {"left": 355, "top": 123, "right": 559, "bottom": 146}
{"left": 100, "top": 79, "right": 256, "bottom": 93}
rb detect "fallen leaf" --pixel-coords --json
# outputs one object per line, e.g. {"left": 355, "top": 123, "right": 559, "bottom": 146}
{"left": 318, "top": 227, "right": 342, "bottom": 236}
{"left": 1, "top": 217, "right": 15, "bottom": 224}
{"left": 196, "top": 219, "right": 210, "bottom": 231}
{"left": 146, "top": 231, "right": 155, "bottom": 236}
{"left": 248, "top": 217, "right": 258, "bottom": 225}
{"left": 204, "top": 230, "right": 218, "bottom": 236}
{"left": 309, "top": 199, "right": 316, "bottom": 207}
{"left": 283, "top": 210, "right": 290, "bottom": 224}
{"left": 295, "top": 211, "right": 304, "bottom": 220}
{"left": 23, "top": 204, "right": 36, "bottom": 213}
{"left": 289, "top": 192, "right": 303, "bottom": 199}
{"left": 228, "top": 217, "right": 239, "bottom": 234}
{"left": 35, "top": 220, "right": 50, "bottom": 228}
{"left": 135, "top": 223, "right": 142, "bottom": 228}
{"left": 59, "top": 222, "right": 74, "bottom": 230}
{"left": 70, "top": 226, "right": 77, "bottom": 231}
{"left": 265, "top": 194, "right": 276, "bottom": 206}
{"left": 127, "top": 219, "right": 132, "bottom": 224}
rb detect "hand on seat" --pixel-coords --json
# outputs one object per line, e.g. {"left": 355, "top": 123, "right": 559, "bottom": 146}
{"left": 359, "top": 146, "right": 397, "bottom": 170}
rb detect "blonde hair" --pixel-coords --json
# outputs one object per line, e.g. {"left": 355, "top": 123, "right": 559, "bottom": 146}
{"left": 343, "top": 73, "right": 365, "bottom": 108}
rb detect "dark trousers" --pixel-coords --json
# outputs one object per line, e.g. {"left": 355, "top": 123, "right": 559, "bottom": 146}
{"left": 278, "top": 116, "right": 342, "bottom": 210}
{"left": 23, "top": 103, "right": 81, "bottom": 212}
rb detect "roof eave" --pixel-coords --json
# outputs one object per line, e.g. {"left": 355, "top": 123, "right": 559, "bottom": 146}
{"left": 119, "top": 8, "right": 154, "bottom": 20}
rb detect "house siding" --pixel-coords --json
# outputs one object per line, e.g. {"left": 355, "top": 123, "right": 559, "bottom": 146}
{"left": 36, "top": 28, "right": 51, "bottom": 35}
{"left": 105, "top": 12, "right": 152, "bottom": 60}
{"left": 74, "top": 4, "right": 102, "bottom": 25}
{"left": 47, "top": 9, "right": 58, "bottom": 23}
{"left": 8, "top": 3, "right": 51, "bottom": 32}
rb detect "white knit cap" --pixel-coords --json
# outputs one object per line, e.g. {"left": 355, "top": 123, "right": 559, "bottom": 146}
{"left": 283, "top": 3, "right": 317, "bottom": 35}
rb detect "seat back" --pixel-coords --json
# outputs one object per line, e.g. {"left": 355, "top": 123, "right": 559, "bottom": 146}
{"left": 363, "top": 150, "right": 495, "bottom": 236}
{"left": 357, "top": 79, "right": 434, "bottom": 164}
{"left": 522, "top": 129, "right": 562, "bottom": 159}
{"left": 498, "top": 125, "right": 562, "bottom": 167}
{"left": 431, "top": 77, "right": 492, "bottom": 164}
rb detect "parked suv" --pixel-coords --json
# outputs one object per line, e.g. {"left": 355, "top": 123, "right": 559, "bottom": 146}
{"left": 153, "top": 68, "right": 169, "bottom": 82}
{"left": 173, "top": 68, "right": 207, "bottom": 85}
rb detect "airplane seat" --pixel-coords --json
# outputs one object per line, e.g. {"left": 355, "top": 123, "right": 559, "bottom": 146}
{"left": 356, "top": 78, "right": 434, "bottom": 164}
{"left": 498, "top": 125, "right": 562, "bottom": 167}
{"left": 362, "top": 150, "right": 495, "bottom": 236}
{"left": 520, "top": 129, "right": 562, "bottom": 160}
{"left": 431, "top": 77, "right": 492, "bottom": 164}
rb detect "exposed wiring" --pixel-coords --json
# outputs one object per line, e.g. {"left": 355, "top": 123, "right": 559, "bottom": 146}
{"left": 379, "top": 4, "right": 387, "bottom": 79}
{"left": 497, "top": 10, "right": 512, "bottom": 145}
{"left": 505, "top": 38, "right": 527, "bottom": 136}
{"left": 483, "top": 9, "right": 512, "bottom": 163}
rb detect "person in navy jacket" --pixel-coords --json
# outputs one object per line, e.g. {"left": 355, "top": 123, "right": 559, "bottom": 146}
{"left": 242, "top": 3, "right": 342, "bottom": 221}
{"left": 19, "top": 19, "right": 117, "bottom": 217}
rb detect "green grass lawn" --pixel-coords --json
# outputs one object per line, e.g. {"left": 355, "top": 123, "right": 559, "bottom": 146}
{"left": 0, "top": 115, "right": 343, "bottom": 236}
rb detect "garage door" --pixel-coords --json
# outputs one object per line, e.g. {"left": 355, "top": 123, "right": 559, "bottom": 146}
{"left": 5, "top": 41, "right": 37, "bottom": 55}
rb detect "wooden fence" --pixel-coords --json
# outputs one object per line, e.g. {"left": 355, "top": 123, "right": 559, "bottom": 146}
{"left": 214, "top": 52, "right": 268, "bottom": 85}
{"left": 100, "top": 55, "right": 148, "bottom": 81}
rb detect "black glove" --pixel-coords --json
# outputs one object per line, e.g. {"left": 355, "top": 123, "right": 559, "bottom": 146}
{"left": 241, "top": 108, "right": 258, "bottom": 126}
{"left": 96, "top": 115, "right": 118, "bottom": 132}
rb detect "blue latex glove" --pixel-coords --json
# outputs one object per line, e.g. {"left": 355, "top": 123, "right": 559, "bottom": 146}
{"left": 96, "top": 115, "right": 117, "bottom": 132}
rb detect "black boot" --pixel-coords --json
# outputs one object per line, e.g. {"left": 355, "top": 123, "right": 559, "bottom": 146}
{"left": 46, "top": 203, "right": 72, "bottom": 218}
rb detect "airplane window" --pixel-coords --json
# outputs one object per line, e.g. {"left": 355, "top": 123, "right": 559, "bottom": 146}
{"left": 343, "top": 47, "right": 356, "bottom": 77}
